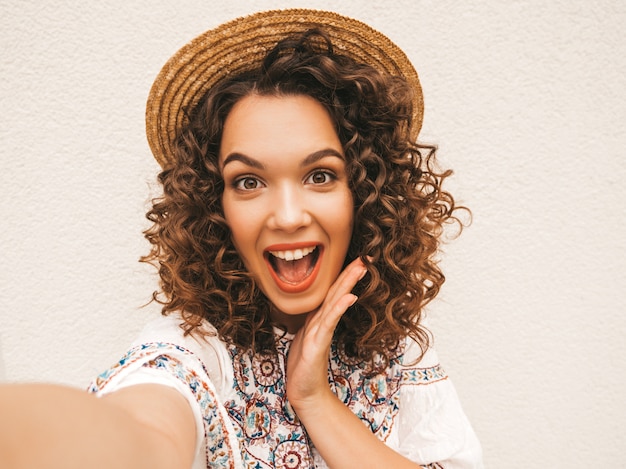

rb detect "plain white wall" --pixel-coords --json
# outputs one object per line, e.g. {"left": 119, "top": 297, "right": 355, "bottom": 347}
{"left": 1, "top": 0, "right": 625, "bottom": 467}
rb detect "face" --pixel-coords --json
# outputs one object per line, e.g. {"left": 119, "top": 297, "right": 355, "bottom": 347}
{"left": 219, "top": 94, "right": 354, "bottom": 332}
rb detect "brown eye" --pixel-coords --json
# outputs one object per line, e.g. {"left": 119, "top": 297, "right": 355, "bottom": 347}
{"left": 306, "top": 170, "right": 334, "bottom": 185}
{"left": 235, "top": 177, "right": 262, "bottom": 190}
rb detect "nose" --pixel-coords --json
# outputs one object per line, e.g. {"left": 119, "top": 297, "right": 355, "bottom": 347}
{"left": 267, "top": 183, "right": 312, "bottom": 233}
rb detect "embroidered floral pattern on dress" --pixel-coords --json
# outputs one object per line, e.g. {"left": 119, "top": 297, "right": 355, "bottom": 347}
{"left": 401, "top": 363, "right": 448, "bottom": 386}
{"left": 273, "top": 440, "right": 310, "bottom": 469}
{"left": 252, "top": 352, "right": 283, "bottom": 387}
{"left": 87, "top": 342, "right": 193, "bottom": 391}
{"left": 227, "top": 335, "right": 314, "bottom": 468}
{"left": 328, "top": 340, "right": 405, "bottom": 440}
{"left": 89, "top": 336, "right": 451, "bottom": 468}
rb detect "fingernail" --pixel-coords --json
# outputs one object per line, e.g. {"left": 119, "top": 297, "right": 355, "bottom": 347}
{"left": 350, "top": 294, "right": 358, "bottom": 306}
{"left": 358, "top": 266, "right": 367, "bottom": 281}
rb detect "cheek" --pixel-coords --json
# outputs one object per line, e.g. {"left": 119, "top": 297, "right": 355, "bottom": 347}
{"left": 324, "top": 191, "right": 354, "bottom": 245}
{"left": 222, "top": 198, "right": 252, "bottom": 250}
{"left": 337, "top": 189, "right": 355, "bottom": 225}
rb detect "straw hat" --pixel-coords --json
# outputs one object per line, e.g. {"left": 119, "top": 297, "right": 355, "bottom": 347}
{"left": 146, "top": 8, "right": 423, "bottom": 168}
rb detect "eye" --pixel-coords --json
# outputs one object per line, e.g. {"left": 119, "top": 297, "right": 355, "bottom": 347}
{"left": 234, "top": 176, "right": 263, "bottom": 191}
{"left": 305, "top": 170, "right": 335, "bottom": 185}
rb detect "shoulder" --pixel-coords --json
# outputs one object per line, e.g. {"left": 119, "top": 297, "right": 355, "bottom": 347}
{"left": 139, "top": 313, "right": 234, "bottom": 395}
{"left": 400, "top": 335, "right": 448, "bottom": 387}
{"left": 130, "top": 312, "right": 217, "bottom": 350}
{"left": 91, "top": 313, "right": 234, "bottom": 397}
{"left": 395, "top": 335, "right": 484, "bottom": 468}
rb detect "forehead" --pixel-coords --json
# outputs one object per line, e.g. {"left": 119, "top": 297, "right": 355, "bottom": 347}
{"left": 219, "top": 94, "right": 342, "bottom": 165}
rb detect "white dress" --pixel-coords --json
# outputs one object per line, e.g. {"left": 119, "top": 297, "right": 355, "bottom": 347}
{"left": 88, "top": 313, "right": 483, "bottom": 468}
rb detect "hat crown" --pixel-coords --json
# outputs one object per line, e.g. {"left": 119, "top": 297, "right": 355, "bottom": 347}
{"left": 146, "top": 8, "right": 423, "bottom": 168}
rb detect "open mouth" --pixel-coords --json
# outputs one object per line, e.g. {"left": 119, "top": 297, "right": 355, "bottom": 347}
{"left": 265, "top": 245, "right": 322, "bottom": 293}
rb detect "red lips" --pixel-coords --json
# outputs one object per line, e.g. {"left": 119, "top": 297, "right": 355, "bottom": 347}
{"left": 264, "top": 243, "right": 323, "bottom": 293}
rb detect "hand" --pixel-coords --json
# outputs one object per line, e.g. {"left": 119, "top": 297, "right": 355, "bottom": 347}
{"left": 283, "top": 258, "right": 424, "bottom": 469}
{"left": 285, "top": 257, "right": 367, "bottom": 410}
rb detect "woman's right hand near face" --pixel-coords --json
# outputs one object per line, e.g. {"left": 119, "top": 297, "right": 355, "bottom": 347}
{"left": 285, "top": 256, "right": 366, "bottom": 411}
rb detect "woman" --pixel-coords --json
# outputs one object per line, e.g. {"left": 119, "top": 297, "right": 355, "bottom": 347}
{"left": 0, "top": 9, "right": 482, "bottom": 469}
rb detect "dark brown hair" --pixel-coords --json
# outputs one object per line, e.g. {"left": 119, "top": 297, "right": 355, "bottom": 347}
{"left": 142, "top": 29, "right": 464, "bottom": 370}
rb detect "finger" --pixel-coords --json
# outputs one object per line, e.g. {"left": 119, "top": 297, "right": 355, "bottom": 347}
{"left": 319, "top": 293, "right": 358, "bottom": 332}
{"left": 312, "top": 258, "right": 365, "bottom": 331}
{"left": 302, "top": 292, "right": 358, "bottom": 352}
{"left": 301, "top": 258, "right": 366, "bottom": 349}
{"left": 323, "top": 257, "right": 367, "bottom": 306}
{"left": 320, "top": 258, "right": 366, "bottom": 317}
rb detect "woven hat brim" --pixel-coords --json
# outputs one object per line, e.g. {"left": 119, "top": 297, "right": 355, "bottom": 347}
{"left": 146, "top": 8, "right": 423, "bottom": 168}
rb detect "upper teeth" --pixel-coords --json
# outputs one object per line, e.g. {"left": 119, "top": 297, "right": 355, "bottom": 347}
{"left": 270, "top": 246, "right": 316, "bottom": 261}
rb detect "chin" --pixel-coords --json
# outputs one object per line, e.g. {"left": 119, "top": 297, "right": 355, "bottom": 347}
{"left": 266, "top": 297, "right": 320, "bottom": 333}
{"left": 272, "top": 297, "right": 322, "bottom": 316}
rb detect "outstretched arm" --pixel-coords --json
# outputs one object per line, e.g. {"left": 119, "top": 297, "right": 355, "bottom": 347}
{"left": 286, "top": 257, "right": 424, "bottom": 469}
{"left": 0, "top": 382, "right": 196, "bottom": 469}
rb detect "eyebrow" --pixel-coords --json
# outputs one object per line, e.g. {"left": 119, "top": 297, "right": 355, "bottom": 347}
{"left": 222, "top": 152, "right": 264, "bottom": 170}
{"left": 302, "top": 149, "right": 345, "bottom": 166}
{"left": 221, "top": 148, "right": 344, "bottom": 169}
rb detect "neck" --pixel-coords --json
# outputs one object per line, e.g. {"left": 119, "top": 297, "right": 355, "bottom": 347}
{"left": 269, "top": 306, "right": 309, "bottom": 334}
